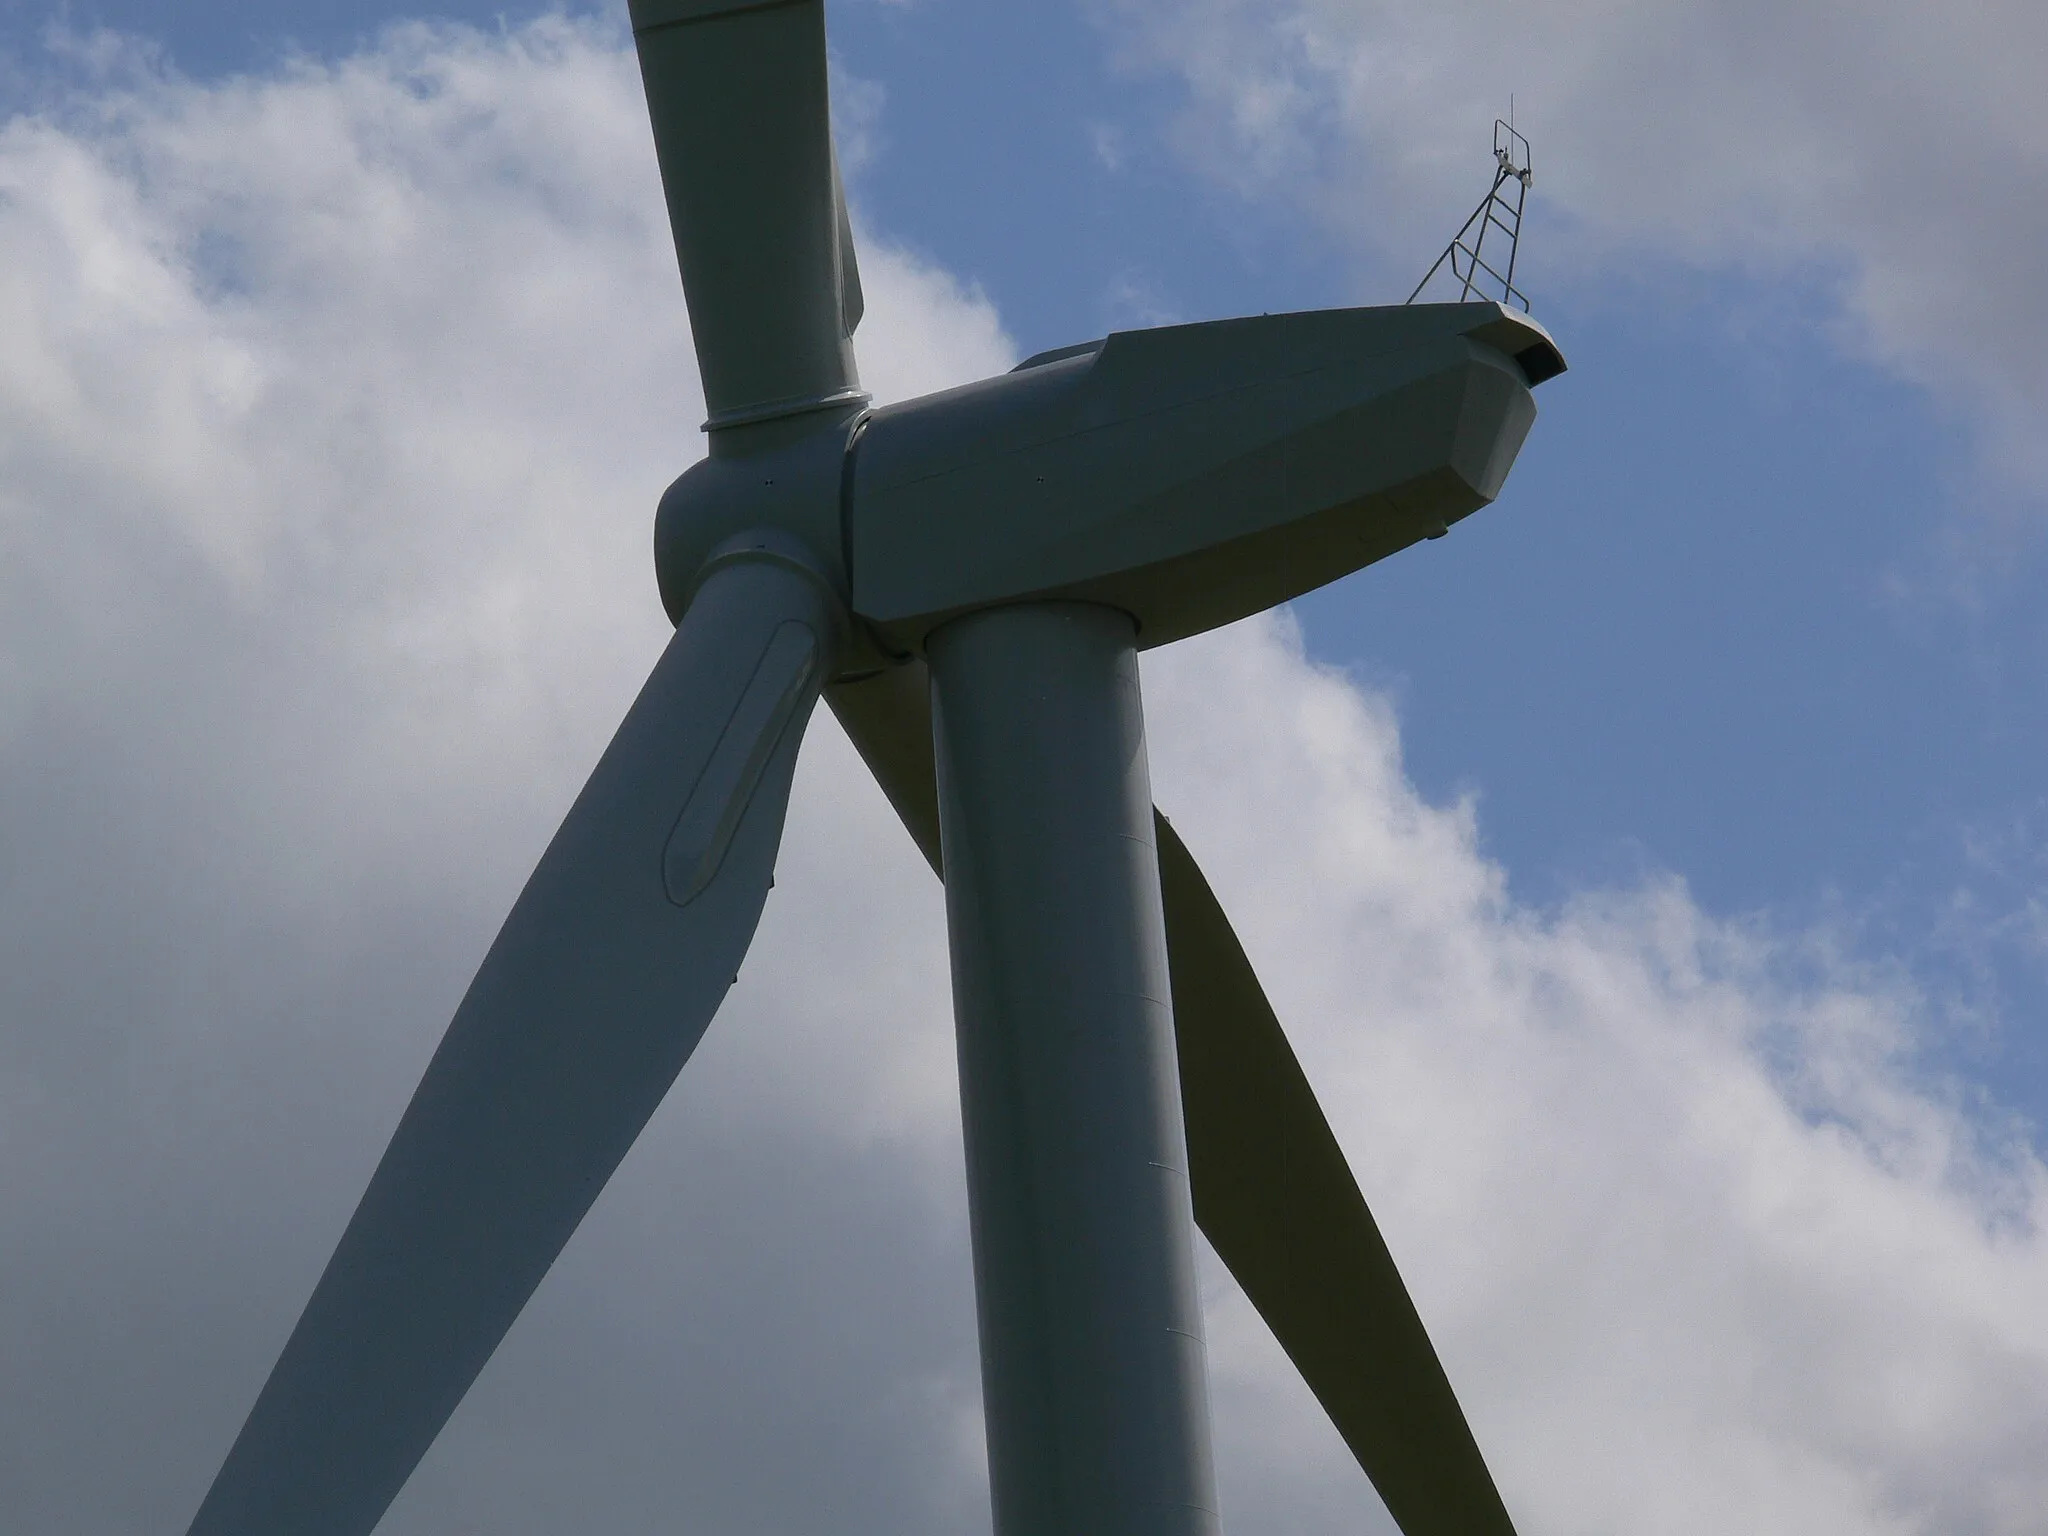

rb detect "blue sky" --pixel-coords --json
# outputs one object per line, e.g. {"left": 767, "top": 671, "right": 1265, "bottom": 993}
{"left": 19, "top": 6, "right": 2044, "bottom": 930}
{"left": 94, "top": 0, "right": 2048, "bottom": 1072}
{"left": 3, "top": 3, "right": 2045, "bottom": 1533}
{"left": 845, "top": 0, "right": 2048, "bottom": 1125}
{"left": 834, "top": 2, "right": 2048, "bottom": 1126}
{"left": 56, "top": 0, "right": 2045, "bottom": 1108}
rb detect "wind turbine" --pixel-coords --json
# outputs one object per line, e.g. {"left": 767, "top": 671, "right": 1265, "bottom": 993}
{"left": 182, "top": 3, "right": 1566, "bottom": 1534}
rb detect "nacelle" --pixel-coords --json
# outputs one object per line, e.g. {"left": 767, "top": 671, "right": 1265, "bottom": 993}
{"left": 846, "top": 301, "right": 1564, "bottom": 652}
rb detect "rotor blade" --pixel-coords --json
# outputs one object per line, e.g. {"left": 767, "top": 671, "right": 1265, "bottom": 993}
{"left": 186, "top": 554, "right": 841, "bottom": 1536}
{"left": 824, "top": 659, "right": 1518, "bottom": 1536}
{"left": 826, "top": 662, "right": 943, "bottom": 874}
{"left": 630, "top": 0, "right": 864, "bottom": 427}
{"left": 1156, "top": 822, "right": 1519, "bottom": 1536}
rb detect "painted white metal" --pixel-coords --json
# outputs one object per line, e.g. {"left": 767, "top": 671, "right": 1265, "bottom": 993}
{"left": 930, "top": 602, "right": 1222, "bottom": 1536}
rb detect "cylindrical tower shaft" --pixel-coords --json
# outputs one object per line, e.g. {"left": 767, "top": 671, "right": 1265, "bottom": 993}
{"left": 927, "top": 602, "right": 1221, "bottom": 1536}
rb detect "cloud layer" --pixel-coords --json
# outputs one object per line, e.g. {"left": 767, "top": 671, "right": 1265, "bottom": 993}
{"left": 1, "top": 18, "right": 2043, "bottom": 1536}
{"left": 1089, "top": 0, "right": 2048, "bottom": 491}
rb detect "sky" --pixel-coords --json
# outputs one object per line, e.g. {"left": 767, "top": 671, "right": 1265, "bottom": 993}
{"left": 1, "top": 3, "right": 2045, "bottom": 1534}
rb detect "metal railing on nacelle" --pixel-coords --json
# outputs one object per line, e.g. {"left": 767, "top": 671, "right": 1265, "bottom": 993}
{"left": 1408, "top": 118, "right": 1535, "bottom": 314}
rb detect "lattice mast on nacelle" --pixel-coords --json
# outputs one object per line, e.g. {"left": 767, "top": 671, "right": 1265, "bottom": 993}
{"left": 1409, "top": 119, "right": 1534, "bottom": 312}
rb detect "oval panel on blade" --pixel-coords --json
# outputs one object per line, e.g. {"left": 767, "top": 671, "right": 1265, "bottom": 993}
{"left": 664, "top": 617, "right": 819, "bottom": 906}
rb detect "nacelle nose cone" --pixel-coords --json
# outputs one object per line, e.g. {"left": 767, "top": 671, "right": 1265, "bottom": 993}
{"left": 653, "top": 408, "right": 862, "bottom": 626}
{"left": 847, "top": 302, "right": 1562, "bottom": 651}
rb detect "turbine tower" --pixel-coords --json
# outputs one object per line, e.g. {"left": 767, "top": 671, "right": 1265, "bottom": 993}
{"left": 182, "top": 4, "right": 1566, "bottom": 1534}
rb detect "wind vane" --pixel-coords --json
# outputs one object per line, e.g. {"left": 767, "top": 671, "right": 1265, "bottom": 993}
{"left": 181, "top": 6, "right": 1565, "bottom": 1535}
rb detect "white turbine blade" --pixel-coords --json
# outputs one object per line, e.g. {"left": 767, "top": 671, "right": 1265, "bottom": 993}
{"left": 630, "top": 0, "right": 864, "bottom": 427}
{"left": 185, "top": 554, "right": 841, "bottom": 1536}
{"left": 1158, "top": 821, "right": 1521, "bottom": 1536}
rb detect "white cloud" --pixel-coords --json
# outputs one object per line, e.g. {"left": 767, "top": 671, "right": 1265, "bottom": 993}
{"left": 1086, "top": 0, "right": 2048, "bottom": 493}
{"left": 1146, "top": 619, "right": 2048, "bottom": 1536}
{"left": 0, "top": 17, "right": 2043, "bottom": 1536}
